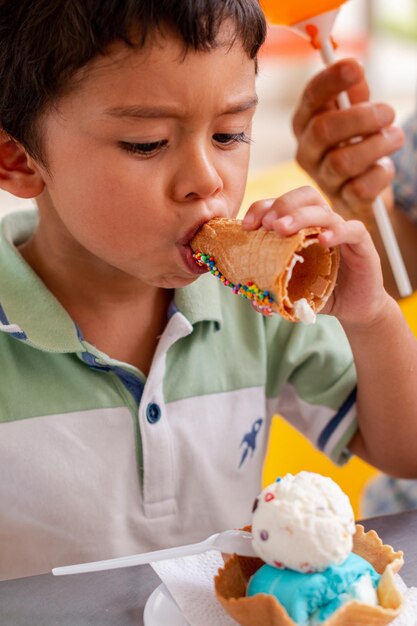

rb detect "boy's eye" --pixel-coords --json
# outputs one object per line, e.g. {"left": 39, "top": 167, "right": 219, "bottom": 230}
{"left": 213, "top": 132, "right": 251, "bottom": 146}
{"left": 119, "top": 140, "right": 168, "bottom": 156}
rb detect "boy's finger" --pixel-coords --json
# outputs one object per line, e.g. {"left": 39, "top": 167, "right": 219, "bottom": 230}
{"left": 260, "top": 186, "right": 331, "bottom": 228}
{"left": 273, "top": 206, "right": 372, "bottom": 257}
{"left": 318, "top": 126, "right": 404, "bottom": 194}
{"left": 293, "top": 59, "right": 368, "bottom": 137}
{"left": 297, "top": 103, "right": 396, "bottom": 170}
{"left": 319, "top": 219, "right": 372, "bottom": 258}
{"left": 270, "top": 204, "right": 342, "bottom": 236}
{"left": 341, "top": 158, "right": 395, "bottom": 209}
{"left": 243, "top": 187, "right": 330, "bottom": 230}
{"left": 242, "top": 199, "right": 275, "bottom": 229}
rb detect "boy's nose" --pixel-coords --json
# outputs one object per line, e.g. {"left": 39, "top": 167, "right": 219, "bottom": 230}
{"left": 171, "top": 145, "right": 223, "bottom": 202}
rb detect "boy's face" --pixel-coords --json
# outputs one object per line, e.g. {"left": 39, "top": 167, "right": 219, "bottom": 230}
{"left": 34, "top": 28, "right": 257, "bottom": 289}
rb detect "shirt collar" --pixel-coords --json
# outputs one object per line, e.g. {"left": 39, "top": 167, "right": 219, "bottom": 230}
{"left": 0, "top": 210, "right": 223, "bottom": 353}
{"left": 0, "top": 210, "right": 83, "bottom": 353}
{"left": 174, "top": 272, "right": 223, "bottom": 328}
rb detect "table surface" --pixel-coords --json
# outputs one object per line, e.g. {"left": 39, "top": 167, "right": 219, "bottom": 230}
{"left": 1, "top": 510, "right": 416, "bottom": 626}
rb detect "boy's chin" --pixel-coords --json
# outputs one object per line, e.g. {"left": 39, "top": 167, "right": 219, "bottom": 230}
{"left": 155, "top": 273, "right": 204, "bottom": 290}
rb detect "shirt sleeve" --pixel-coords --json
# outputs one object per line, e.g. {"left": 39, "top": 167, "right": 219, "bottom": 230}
{"left": 264, "top": 314, "right": 358, "bottom": 466}
{"left": 392, "top": 111, "right": 417, "bottom": 223}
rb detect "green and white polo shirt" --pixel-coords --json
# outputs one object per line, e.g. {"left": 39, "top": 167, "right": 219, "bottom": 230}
{"left": 0, "top": 210, "right": 357, "bottom": 580}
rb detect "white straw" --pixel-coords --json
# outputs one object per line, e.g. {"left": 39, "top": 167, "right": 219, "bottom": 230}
{"left": 320, "top": 38, "right": 412, "bottom": 298}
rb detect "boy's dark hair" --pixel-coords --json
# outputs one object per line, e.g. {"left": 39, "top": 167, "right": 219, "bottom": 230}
{"left": 0, "top": 0, "right": 266, "bottom": 165}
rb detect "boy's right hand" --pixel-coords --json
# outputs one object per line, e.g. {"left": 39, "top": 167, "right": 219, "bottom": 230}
{"left": 292, "top": 59, "right": 404, "bottom": 220}
{"left": 243, "top": 185, "right": 390, "bottom": 327}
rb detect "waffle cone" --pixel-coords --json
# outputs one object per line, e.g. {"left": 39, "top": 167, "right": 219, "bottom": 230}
{"left": 191, "top": 218, "right": 340, "bottom": 321}
{"left": 214, "top": 524, "right": 404, "bottom": 626}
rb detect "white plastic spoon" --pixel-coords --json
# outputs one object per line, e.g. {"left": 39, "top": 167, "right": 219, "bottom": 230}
{"left": 52, "top": 529, "right": 256, "bottom": 576}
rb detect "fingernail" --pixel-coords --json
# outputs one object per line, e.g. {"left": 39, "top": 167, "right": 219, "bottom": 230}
{"left": 382, "top": 127, "right": 403, "bottom": 142}
{"left": 277, "top": 215, "right": 293, "bottom": 228}
{"left": 377, "top": 156, "right": 394, "bottom": 172}
{"left": 340, "top": 62, "right": 361, "bottom": 85}
{"left": 262, "top": 211, "right": 278, "bottom": 227}
{"left": 243, "top": 213, "right": 255, "bottom": 226}
{"left": 321, "top": 230, "right": 332, "bottom": 243}
{"left": 375, "top": 104, "right": 393, "bottom": 126}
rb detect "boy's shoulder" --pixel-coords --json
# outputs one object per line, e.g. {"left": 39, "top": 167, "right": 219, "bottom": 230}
{"left": 0, "top": 210, "right": 105, "bottom": 425}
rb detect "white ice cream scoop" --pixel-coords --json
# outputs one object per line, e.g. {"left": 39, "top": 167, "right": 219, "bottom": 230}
{"left": 251, "top": 471, "right": 355, "bottom": 572}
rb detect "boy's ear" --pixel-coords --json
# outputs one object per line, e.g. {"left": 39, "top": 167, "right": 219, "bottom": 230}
{"left": 0, "top": 129, "right": 45, "bottom": 198}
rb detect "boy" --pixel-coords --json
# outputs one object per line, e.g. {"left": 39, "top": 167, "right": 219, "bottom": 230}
{"left": 0, "top": 0, "right": 416, "bottom": 582}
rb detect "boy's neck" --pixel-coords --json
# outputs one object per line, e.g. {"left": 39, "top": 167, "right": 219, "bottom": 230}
{"left": 18, "top": 222, "right": 174, "bottom": 376}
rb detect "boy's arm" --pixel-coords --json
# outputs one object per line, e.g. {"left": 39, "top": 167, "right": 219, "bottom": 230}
{"left": 243, "top": 187, "right": 417, "bottom": 478}
{"left": 292, "top": 59, "right": 417, "bottom": 296}
{"left": 345, "top": 296, "right": 417, "bottom": 478}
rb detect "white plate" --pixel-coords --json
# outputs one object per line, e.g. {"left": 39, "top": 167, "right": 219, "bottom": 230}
{"left": 144, "top": 583, "right": 190, "bottom": 626}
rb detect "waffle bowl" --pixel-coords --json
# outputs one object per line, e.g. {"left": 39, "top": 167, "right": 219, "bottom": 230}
{"left": 214, "top": 525, "right": 404, "bottom": 626}
{"left": 190, "top": 218, "right": 340, "bottom": 321}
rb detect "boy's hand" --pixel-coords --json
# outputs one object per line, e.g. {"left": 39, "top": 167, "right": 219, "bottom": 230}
{"left": 243, "top": 186, "right": 391, "bottom": 326}
{"left": 292, "top": 59, "right": 404, "bottom": 220}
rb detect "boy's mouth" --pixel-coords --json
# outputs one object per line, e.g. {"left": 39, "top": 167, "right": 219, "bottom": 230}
{"left": 179, "top": 245, "right": 208, "bottom": 275}
{"left": 178, "top": 219, "right": 209, "bottom": 248}
{"left": 177, "top": 219, "right": 213, "bottom": 275}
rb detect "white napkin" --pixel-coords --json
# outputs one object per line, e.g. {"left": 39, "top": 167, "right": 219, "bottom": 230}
{"left": 392, "top": 576, "right": 417, "bottom": 626}
{"left": 151, "top": 552, "right": 235, "bottom": 626}
{"left": 151, "top": 554, "right": 417, "bottom": 626}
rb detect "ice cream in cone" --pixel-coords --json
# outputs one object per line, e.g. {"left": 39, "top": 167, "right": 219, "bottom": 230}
{"left": 214, "top": 473, "right": 404, "bottom": 626}
{"left": 190, "top": 218, "right": 340, "bottom": 322}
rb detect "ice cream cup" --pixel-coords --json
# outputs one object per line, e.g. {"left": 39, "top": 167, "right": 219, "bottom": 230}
{"left": 214, "top": 524, "right": 404, "bottom": 626}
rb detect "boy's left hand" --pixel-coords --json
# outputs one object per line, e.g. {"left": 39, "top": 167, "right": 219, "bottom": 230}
{"left": 243, "top": 186, "right": 391, "bottom": 326}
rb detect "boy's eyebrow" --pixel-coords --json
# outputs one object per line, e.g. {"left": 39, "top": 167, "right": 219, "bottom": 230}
{"left": 104, "top": 97, "right": 259, "bottom": 119}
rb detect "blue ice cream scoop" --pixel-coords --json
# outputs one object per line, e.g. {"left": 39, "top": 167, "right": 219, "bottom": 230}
{"left": 247, "top": 552, "right": 380, "bottom": 625}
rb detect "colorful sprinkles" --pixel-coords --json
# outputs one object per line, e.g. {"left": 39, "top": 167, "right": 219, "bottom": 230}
{"left": 193, "top": 251, "right": 275, "bottom": 316}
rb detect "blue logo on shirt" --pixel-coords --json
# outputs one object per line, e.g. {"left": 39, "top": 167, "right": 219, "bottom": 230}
{"left": 239, "top": 418, "right": 263, "bottom": 468}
